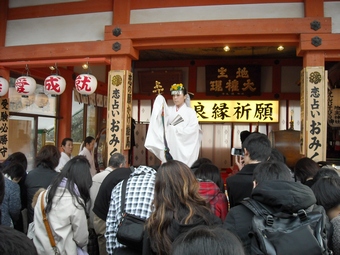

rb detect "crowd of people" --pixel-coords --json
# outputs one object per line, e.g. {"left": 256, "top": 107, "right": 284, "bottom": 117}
{"left": 0, "top": 84, "right": 339, "bottom": 255}
{"left": 1, "top": 141, "right": 338, "bottom": 255}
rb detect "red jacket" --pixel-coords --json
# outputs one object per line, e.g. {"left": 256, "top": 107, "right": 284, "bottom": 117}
{"left": 198, "top": 180, "right": 228, "bottom": 221}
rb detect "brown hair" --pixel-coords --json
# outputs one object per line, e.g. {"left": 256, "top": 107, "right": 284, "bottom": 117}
{"left": 35, "top": 145, "right": 60, "bottom": 170}
{"left": 146, "top": 160, "right": 212, "bottom": 255}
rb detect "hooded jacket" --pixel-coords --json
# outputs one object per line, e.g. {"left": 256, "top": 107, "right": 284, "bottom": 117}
{"left": 223, "top": 180, "right": 317, "bottom": 254}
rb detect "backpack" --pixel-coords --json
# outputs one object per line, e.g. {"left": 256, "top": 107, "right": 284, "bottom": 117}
{"left": 241, "top": 198, "right": 333, "bottom": 255}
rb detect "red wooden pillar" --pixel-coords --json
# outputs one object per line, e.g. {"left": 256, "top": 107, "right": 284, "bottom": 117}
{"left": 56, "top": 77, "right": 73, "bottom": 147}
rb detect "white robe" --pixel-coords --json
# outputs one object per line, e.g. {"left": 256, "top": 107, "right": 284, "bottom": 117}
{"left": 145, "top": 95, "right": 202, "bottom": 167}
{"left": 79, "top": 147, "right": 96, "bottom": 176}
{"left": 55, "top": 152, "right": 72, "bottom": 172}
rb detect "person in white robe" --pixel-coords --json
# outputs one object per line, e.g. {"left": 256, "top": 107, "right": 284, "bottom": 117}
{"left": 79, "top": 136, "right": 97, "bottom": 176}
{"left": 56, "top": 137, "right": 73, "bottom": 172}
{"left": 145, "top": 83, "right": 202, "bottom": 167}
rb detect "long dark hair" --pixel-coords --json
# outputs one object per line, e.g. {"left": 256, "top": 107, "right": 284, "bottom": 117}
{"left": 147, "top": 160, "right": 212, "bottom": 255}
{"left": 45, "top": 156, "right": 92, "bottom": 214}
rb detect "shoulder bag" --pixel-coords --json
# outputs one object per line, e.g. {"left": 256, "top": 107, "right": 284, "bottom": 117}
{"left": 116, "top": 178, "right": 145, "bottom": 252}
{"left": 40, "top": 191, "right": 61, "bottom": 255}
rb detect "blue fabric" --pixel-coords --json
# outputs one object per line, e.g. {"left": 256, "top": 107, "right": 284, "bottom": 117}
{"left": 1, "top": 178, "right": 21, "bottom": 227}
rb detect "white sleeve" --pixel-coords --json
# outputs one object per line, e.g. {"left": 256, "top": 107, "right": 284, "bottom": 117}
{"left": 144, "top": 94, "right": 168, "bottom": 163}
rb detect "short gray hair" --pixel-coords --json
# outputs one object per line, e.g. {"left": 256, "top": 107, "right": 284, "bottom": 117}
{"left": 108, "top": 153, "right": 125, "bottom": 168}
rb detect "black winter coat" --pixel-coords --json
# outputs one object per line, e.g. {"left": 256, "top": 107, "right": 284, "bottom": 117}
{"left": 223, "top": 180, "right": 317, "bottom": 255}
{"left": 226, "top": 163, "right": 258, "bottom": 208}
{"left": 25, "top": 164, "right": 59, "bottom": 224}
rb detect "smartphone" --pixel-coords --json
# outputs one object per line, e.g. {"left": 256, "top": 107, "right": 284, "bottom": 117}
{"left": 231, "top": 148, "right": 244, "bottom": 156}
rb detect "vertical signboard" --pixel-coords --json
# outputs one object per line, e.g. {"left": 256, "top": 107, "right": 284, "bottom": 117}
{"left": 0, "top": 97, "right": 9, "bottom": 160}
{"left": 124, "top": 71, "right": 133, "bottom": 150}
{"left": 301, "top": 67, "right": 327, "bottom": 161}
{"left": 300, "top": 69, "right": 305, "bottom": 155}
{"left": 107, "top": 70, "right": 133, "bottom": 158}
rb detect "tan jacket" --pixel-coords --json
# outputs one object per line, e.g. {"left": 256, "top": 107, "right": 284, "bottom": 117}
{"left": 33, "top": 187, "right": 88, "bottom": 255}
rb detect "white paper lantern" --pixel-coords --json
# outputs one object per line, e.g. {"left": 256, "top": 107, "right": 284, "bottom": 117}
{"left": 0, "top": 77, "right": 9, "bottom": 96}
{"left": 35, "top": 93, "right": 49, "bottom": 108}
{"left": 15, "top": 76, "right": 36, "bottom": 96}
{"left": 21, "top": 94, "right": 35, "bottom": 107}
{"left": 44, "top": 75, "right": 66, "bottom": 96}
{"left": 75, "top": 74, "right": 97, "bottom": 95}
{"left": 9, "top": 87, "right": 21, "bottom": 104}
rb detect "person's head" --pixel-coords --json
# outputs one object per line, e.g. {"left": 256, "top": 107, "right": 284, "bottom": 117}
{"left": 152, "top": 160, "right": 208, "bottom": 211}
{"left": 0, "top": 225, "right": 38, "bottom": 255}
{"left": 195, "top": 163, "right": 224, "bottom": 192}
{"left": 171, "top": 225, "right": 245, "bottom": 255}
{"left": 242, "top": 132, "right": 271, "bottom": 164}
{"left": 61, "top": 137, "right": 73, "bottom": 156}
{"left": 294, "top": 157, "right": 320, "bottom": 184}
{"left": 253, "top": 161, "right": 293, "bottom": 186}
{"left": 147, "top": 160, "right": 212, "bottom": 255}
{"left": 313, "top": 167, "right": 339, "bottom": 183}
{"left": 35, "top": 145, "right": 60, "bottom": 170}
{"left": 108, "top": 153, "right": 125, "bottom": 168}
{"left": 170, "top": 83, "right": 188, "bottom": 108}
{"left": 240, "top": 130, "right": 251, "bottom": 144}
{"left": 311, "top": 176, "right": 340, "bottom": 220}
{"left": 269, "top": 148, "right": 286, "bottom": 163}
{"left": 1, "top": 162, "right": 25, "bottom": 183}
{"left": 190, "top": 157, "right": 212, "bottom": 173}
{"left": 45, "top": 155, "right": 92, "bottom": 214}
{"left": 84, "top": 136, "right": 95, "bottom": 151}
{"left": 1, "top": 152, "right": 27, "bottom": 172}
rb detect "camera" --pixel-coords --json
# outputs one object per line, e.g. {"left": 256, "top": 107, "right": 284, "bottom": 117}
{"left": 231, "top": 148, "right": 244, "bottom": 156}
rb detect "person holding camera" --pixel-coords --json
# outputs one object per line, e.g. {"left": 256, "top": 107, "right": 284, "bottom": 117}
{"left": 226, "top": 132, "right": 271, "bottom": 208}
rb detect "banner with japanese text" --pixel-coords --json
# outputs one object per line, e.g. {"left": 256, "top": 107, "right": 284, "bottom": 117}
{"left": 301, "top": 67, "right": 327, "bottom": 161}
{"left": 191, "top": 100, "right": 279, "bottom": 122}
{"left": 0, "top": 97, "right": 9, "bottom": 160}
{"left": 107, "top": 70, "right": 133, "bottom": 158}
{"left": 206, "top": 65, "right": 261, "bottom": 96}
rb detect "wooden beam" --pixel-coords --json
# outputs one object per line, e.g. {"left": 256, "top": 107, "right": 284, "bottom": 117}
{"left": 7, "top": 0, "right": 112, "bottom": 20}
{"left": 132, "top": 34, "right": 300, "bottom": 50}
{"left": 134, "top": 58, "right": 303, "bottom": 68}
{"left": 3, "top": 58, "right": 111, "bottom": 68}
{"left": 303, "top": 51, "right": 325, "bottom": 67}
{"left": 0, "top": 0, "right": 8, "bottom": 46}
{"left": 0, "top": 40, "right": 139, "bottom": 64}
{"left": 298, "top": 34, "right": 340, "bottom": 52}
{"left": 324, "top": 51, "right": 340, "bottom": 61}
{"left": 304, "top": 0, "right": 323, "bottom": 17}
{"left": 105, "top": 18, "right": 332, "bottom": 41}
{"left": 131, "top": 0, "right": 304, "bottom": 9}
{"left": 113, "top": 0, "right": 131, "bottom": 25}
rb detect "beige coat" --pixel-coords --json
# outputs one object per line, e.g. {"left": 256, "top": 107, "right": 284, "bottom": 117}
{"left": 33, "top": 187, "right": 88, "bottom": 255}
